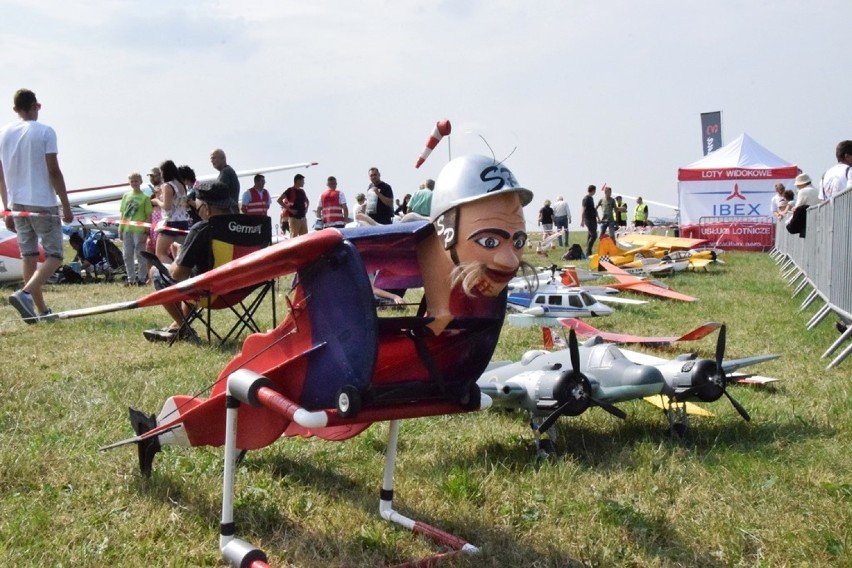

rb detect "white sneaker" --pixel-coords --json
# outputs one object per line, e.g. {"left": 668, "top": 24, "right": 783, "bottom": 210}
{"left": 9, "top": 290, "right": 38, "bottom": 324}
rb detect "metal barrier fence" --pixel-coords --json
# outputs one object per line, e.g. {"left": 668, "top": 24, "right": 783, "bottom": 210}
{"left": 771, "top": 188, "right": 852, "bottom": 368}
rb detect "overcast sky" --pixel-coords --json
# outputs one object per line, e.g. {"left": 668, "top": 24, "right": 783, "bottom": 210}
{"left": 2, "top": 0, "right": 849, "bottom": 226}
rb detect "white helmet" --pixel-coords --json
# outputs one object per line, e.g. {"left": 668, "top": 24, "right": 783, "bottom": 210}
{"left": 430, "top": 154, "right": 533, "bottom": 222}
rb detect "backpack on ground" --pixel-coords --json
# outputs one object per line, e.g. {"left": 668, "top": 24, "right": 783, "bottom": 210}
{"left": 563, "top": 243, "right": 585, "bottom": 261}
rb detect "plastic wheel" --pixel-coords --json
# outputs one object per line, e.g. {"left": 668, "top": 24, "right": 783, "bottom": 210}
{"left": 336, "top": 385, "right": 361, "bottom": 418}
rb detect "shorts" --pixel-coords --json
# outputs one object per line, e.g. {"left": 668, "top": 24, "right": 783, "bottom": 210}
{"left": 160, "top": 220, "right": 190, "bottom": 238}
{"left": 541, "top": 224, "right": 553, "bottom": 231}
{"left": 12, "top": 204, "right": 64, "bottom": 259}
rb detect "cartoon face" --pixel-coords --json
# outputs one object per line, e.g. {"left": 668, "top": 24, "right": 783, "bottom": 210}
{"left": 452, "top": 192, "right": 527, "bottom": 296}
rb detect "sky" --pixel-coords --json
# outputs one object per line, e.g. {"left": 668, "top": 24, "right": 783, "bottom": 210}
{"left": 2, "top": 0, "right": 850, "bottom": 228}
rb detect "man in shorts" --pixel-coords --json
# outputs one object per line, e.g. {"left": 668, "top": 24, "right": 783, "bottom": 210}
{"left": 0, "top": 89, "right": 74, "bottom": 323}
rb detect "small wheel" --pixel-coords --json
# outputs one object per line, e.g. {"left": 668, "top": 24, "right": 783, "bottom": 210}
{"left": 538, "top": 438, "right": 556, "bottom": 456}
{"left": 670, "top": 423, "right": 688, "bottom": 438}
{"left": 336, "top": 385, "right": 361, "bottom": 418}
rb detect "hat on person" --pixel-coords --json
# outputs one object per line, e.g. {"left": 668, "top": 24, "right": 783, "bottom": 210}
{"left": 148, "top": 167, "right": 161, "bottom": 177}
{"left": 196, "top": 181, "right": 236, "bottom": 209}
{"left": 795, "top": 173, "right": 812, "bottom": 187}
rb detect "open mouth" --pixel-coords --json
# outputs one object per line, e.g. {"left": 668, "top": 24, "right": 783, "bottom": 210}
{"left": 485, "top": 268, "right": 518, "bottom": 284}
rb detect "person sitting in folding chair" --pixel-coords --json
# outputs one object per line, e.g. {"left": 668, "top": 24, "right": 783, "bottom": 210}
{"left": 143, "top": 181, "right": 273, "bottom": 344}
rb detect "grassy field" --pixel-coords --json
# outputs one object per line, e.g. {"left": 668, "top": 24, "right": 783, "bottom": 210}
{"left": 0, "top": 233, "right": 850, "bottom": 567}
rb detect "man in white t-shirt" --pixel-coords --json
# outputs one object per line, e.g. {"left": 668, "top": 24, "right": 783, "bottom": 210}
{"left": 0, "top": 89, "right": 74, "bottom": 323}
{"left": 819, "top": 140, "right": 852, "bottom": 201}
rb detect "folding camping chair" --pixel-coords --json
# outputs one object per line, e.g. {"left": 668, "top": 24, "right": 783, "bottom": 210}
{"left": 174, "top": 214, "right": 276, "bottom": 346}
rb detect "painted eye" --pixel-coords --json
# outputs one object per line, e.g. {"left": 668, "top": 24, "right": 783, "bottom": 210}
{"left": 513, "top": 235, "right": 527, "bottom": 249}
{"left": 475, "top": 236, "right": 500, "bottom": 249}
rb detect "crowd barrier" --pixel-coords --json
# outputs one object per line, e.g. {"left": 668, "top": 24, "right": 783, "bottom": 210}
{"left": 770, "top": 188, "right": 852, "bottom": 368}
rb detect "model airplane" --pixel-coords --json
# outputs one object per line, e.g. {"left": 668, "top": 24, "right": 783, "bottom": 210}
{"left": 599, "top": 260, "right": 698, "bottom": 302}
{"left": 51, "top": 151, "right": 534, "bottom": 567}
{"left": 478, "top": 325, "right": 779, "bottom": 453}
{"left": 589, "top": 235, "right": 697, "bottom": 274}
{"left": 0, "top": 161, "right": 318, "bottom": 283}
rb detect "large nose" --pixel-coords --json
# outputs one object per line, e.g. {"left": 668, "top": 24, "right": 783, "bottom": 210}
{"left": 492, "top": 244, "right": 521, "bottom": 271}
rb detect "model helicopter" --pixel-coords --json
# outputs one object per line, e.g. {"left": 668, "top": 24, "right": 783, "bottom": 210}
{"left": 477, "top": 325, "right": 779, "bottom": 454}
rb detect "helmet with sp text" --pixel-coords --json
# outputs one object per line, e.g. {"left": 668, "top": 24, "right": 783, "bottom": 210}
{"left": 430, "top": 154, "right": 533, "bottom": 222}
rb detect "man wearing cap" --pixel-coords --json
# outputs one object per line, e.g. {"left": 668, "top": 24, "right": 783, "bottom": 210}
{"left": 145, "top": 181, "right": 236, "bottom": 340}
{"left": 0, "top": 88, "right": 74, "bottom": 324}
{"left": 819, "top": 140, "right": 852, "bottom": 201}
{"left": 144, "top": 167, "right": 161, "bottom": 197}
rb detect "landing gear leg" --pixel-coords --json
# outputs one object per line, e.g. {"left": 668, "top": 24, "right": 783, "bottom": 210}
{"left": 379, "top": 420, "right": 479, "bottom": 566}
{"left": 530, "top": 419, "right": 556, "bottom": 457}
{"left": 666, "top": 402, "right": 689, "bottom": 437}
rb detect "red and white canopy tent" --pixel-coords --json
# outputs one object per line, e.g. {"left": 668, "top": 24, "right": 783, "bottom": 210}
{"left": 677, "top": 133, "right": 798, "bottom": 251}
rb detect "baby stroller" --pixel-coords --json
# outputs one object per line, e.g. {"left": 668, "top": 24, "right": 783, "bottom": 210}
{"left": 69, "top": 230, "right": 125, "bottom": 282}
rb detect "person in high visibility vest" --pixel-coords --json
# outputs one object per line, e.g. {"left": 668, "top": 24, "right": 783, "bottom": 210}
{"left": 318, "top": 176, "right": 348, "bottom": 228}
{"left": 240, "top": 174, "right": 270, "bottom": 217}
{"left": 633, "top": 196, "right": 649, "bottom": 227}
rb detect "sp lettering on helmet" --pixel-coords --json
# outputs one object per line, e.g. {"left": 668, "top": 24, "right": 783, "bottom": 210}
{"left": 429, "top": 154, "right": 533, "bottom": 223}
{"left": 434, "top": 208, "right": 459, "bottom": 250}
{"left": 479, "top": 165, "right": 519, "bottom": 193}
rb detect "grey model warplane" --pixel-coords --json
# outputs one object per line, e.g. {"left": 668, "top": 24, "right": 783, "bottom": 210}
{"left": 477, "top": 325, "right": 779, "bottom": 454}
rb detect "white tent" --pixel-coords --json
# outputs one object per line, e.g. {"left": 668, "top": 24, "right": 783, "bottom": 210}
{"left": 681, "top": 132, "right": 794, "bottom": 171}
{"left": 677, "top": 133, "right": 797, "bottom": 250}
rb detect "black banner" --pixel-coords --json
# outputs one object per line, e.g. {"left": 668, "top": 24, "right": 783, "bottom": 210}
{"left": 700, "top": 111, "right": 722, "bottom": 155}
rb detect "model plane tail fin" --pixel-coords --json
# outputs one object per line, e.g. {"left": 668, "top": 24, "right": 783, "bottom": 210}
{"left": 677, "top": 322, "right": 722, "bottom": 342}
{"left": 561, "top": 265, "right": 580, "bottom": 286}
{"left": 542, "top": 326, "right": 554, "bottom": 350}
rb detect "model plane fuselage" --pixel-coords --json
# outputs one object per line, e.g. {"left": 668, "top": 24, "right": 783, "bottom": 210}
{"left": 478, "top": 335, "right": 777, "bottom": 422}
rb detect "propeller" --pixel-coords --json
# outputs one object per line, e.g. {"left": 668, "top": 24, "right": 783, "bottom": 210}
{"left": 674, "top": 324, "right": 750, "bottom": 422}
{"left": 537, "top": 331, "right": 626, "bottom": 433}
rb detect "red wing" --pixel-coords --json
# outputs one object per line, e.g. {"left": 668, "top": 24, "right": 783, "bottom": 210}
{"left": 676, "top": 322, "right": 722, "bottom": 341}
{"left": 600, "top": 261, "right": 697, "bottom": 302}
{"left": 619, "top": 282, "right": 697, "bottom": 302}
{"left": 136, "top": 230, "right": 343, "bottom": 308}
{"left": 560, "top": 318, "right": 718, "bottom": 344}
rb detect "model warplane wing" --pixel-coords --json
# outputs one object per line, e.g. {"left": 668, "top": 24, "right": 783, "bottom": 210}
{"left": 642, "top": 395, "right": 713, "bottom": 416}
{"left": 559, "top": 318, "right": 721, "bottom": 345}
{"left": 599, "top": 261, "right": 697, "bottom": 302}
{"left": 617, "top": 348, "right": 782, "bottom": 385}
{"left": 52, "top": 229, "right": 343, "bottom": 320}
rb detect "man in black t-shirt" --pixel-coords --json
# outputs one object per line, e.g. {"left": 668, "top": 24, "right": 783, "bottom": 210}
{"left": 278, "top": 173, "right": 310, "bottom": 237}
{"left": 366, "top": 167, "right": 394, "bottom": 224}
{"left": 580, "top": 185, "right": 599, "bottom": 257}
{"left": 145, "top": 181, "right": 235, "bottom": 341}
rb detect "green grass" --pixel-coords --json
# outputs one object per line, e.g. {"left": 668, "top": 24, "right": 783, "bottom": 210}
{"left": 0, "top": 233, "right": 850, "bottom": 567}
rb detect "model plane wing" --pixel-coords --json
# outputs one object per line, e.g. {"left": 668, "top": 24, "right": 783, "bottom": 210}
{"left": 53, "top": 229, "right": 343, "bottom": 320}
{"left": 599, "top": 261, "right": 697, "bottom": 302}
{"left": 642, "top": 395, "right": 713, "bottom": 417}
{"left": 559, "top": 318, "right": 721, "bottom": 345}
{"left": 67, "top": 161, "right": 319, "bottom": 207}
{"left": 617, "top": 233, "right": 709, "bottom": 250}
